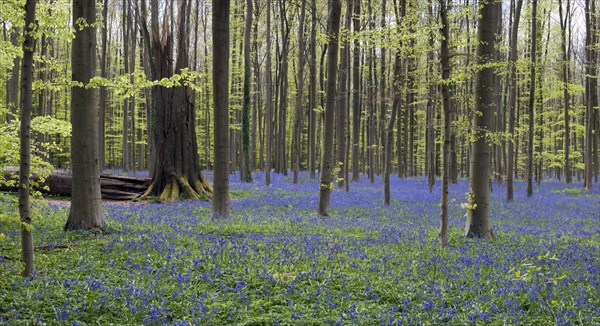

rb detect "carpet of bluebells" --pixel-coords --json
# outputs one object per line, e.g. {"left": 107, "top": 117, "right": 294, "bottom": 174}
{"left": 1, "top": 172, "right": 599, "bottom": 325}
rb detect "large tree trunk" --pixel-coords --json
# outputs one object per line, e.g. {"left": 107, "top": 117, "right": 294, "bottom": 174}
{"left": 65, "top": 0, "right": 104, "bottom": 230}
{"left": 138, "top": 0, "right": 212, "bottom": 202}
{"left": 318, "top": 0, "right": 342, "bottom": 216}
{"left": 526, "top": 0, "right": 537, "bottom": 197}
{"left": 241, "top": 0, "right": 253, "bottom": 183}
{"left": 464, "top": 0, "right": 498, "bottom": 238}
{"left": 506, "top": 0, "right": 523, "bottom": 202}
{"left": 18, "top": 0, "right": 38, "bottom": 277}
{"left": 212, "top": 0, "right": 230, "bottom": 217}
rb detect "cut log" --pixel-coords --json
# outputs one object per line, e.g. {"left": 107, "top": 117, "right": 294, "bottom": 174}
{"left": 1, "top": 167, "right": 151, "bottom": 200}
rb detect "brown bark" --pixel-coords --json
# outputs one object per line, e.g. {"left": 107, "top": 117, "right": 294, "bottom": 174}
{"left": 241, "top": 0, "right": 253, "bottom": 183}
{"left": 527, "top": 0, "right": 537, "bottom": 197}
{"left": 308, "top": 0, "right": 317, "bottom": 179}
{"left": 439, "top": 0, "right": 451, "bottom": 247}
{"left": 351, "top": 0, "right": 361, "bottom": 181}
{"left": 265, "top": 0, "right": 273, "bottom": 186}
{"left": 336, "top": 1, "right": 351, "bottom": 188}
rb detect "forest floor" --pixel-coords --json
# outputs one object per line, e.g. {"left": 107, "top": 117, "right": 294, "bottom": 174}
{"left": 0, "top": 173, "right": 599, "bottom": 325}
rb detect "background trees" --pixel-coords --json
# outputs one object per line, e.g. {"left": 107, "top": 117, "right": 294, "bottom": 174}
{"left": 0, "top": 0, "right": 598, "bottom": 207}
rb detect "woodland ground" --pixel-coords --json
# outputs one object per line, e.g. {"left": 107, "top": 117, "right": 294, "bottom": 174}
{"left": 0, "top": 173, "right": 599, "bottom": 325}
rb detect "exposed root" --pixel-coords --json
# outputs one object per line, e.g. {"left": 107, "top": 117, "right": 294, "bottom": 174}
{"left": 178, "top": 177, "right": 200, "bottom": 200}
{"left": 140, "top": 183, "right": 154, "bottom": 200}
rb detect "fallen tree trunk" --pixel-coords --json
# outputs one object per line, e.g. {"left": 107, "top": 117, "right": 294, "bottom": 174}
{"left": 1, "top": 168, "right": 151, "bottom": 200}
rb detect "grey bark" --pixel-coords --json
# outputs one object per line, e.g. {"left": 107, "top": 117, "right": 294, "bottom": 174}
{"left": 65, "top": 0, "right": 104, "bottom": 230}
{"left": 318, "top": 0, "right": 342, "bottom": 216}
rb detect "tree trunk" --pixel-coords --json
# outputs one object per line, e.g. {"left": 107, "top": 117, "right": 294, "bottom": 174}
{"left": 293, "top": 0, "right": 307, "bottom": 184}
{"left": 385, "top": 54, "right": 401, "bottom": 205}
{"left": 506, "top": 0, "right": 523, "bottom": 201}
{"left": 439, "top": 0, "right": 451, "bottom": 247}
{"left": 318, "top": 0, "right": 342, "bottom": 216}
{"left": 584, "top": 0, "right": 597, "bottom": 190}
{"left": 241, "top": 0, "right": 253, "bottom": 183}
{"left": 212, "top": 0, "right": 230, "bottom": 216}
{"left": 18, "top": 0, "right": 37, "bottom": 277}
{"left": 464, "top": 0, "right": 498, "bottom": 238}
{"left": 66, "top": 0, "right": 104, "bottom": 230}
{"left": 138, "top": 0, "right": 212, "bottom": 203}
{"left": 336, "top": 1, "right": 351, "bottom": 188}
{"left": 6, "top": 28, "right": 20, "bottom": 123}
{"left": 426, "top": 2, "right": 436, "bottom": 192}
{"left": 526, "top": 0, "right": 537, "bottom": 197}
{"left": 308, "top": 0, "right": 317, "bottom": 179}
{"left": 351, "top": 0, "right": 361, "bottom": 181}
{"left": 99, "top": 0, "right": 109, "bottom": 170}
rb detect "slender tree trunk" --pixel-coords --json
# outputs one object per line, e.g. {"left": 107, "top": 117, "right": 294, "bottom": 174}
{"left": 439, "top": 0, "right": 451, "bottom": 246}
{"left": 464, "top": 0, "right": 498, "bottom": 238}
{"left": 65, "top": 0, "right": 104, "bottom": 230}
{"left": 527, "top": 0, "right": 537, "bottom": 197}
{"left": 584, "top": 0, "right": 597, "bottom": 190}
{"left": 506, "top": 0, "right": 523, "bottom": 201}
{"left": 278, "top": 0, "right": 289, "bottom": 176}
{"left": 6, "top": 28, "right": 20, "bottom": 123}
{"left": 99, "top": 0, "right": 109, "bottom": 170}
{"left": 265, "top": 0, "right": 273, "bottom": 185}
{"left": 308, "top": 0, "right": 317, "bottom": 179}
{"left": 351, "top": 0, "right": 361, "bottom": 181}
{"left": 385, "top": 54, "right": 401, "bottom": 205}
{"left": 426, "top": 2, "right": 436, "bottom": 192}
{"left": 18, "top": 0, "right": 38, "bottom": 277}
{"left": 337, "top": 1, "right": 351, "bottom": 188}
{"left": 293, "top": 0, "right": 307, "bottom": 184}
{"left": 318, "top": 0, "right": 342, "bottom": 216}
{"left": 241, "top": 0, "right": 253, "bottom": 183}
{"left": 212, "top": 0, "right": 230, "bottom": 216}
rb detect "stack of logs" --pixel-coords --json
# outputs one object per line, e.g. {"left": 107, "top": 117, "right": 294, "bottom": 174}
{"left": 1, "top": 167, "right": 151, "bottom": 200}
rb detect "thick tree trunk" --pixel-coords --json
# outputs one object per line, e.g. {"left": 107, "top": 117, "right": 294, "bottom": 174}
{"left": 65, "top": 0, "right": 104, "bottom": 230}
{"left": 18, "top": 0, "right": 37, "bottom": 277}
{"left": 241, "top": 0, "right": 253, "bottom": 183}
{"left": 506, "top": 0, "right": 523, "bottom": 202}
{"left": 318, "top": 0, "right": 342, "bottom": 216}
{"left": 138, "top": 0, "right": 212, "bottom": 203}
{"left": 464, "top": 0, "right": 498, "bottom": 238}
{"left": 212, "top": 0, "right": 230, "bottom": 217}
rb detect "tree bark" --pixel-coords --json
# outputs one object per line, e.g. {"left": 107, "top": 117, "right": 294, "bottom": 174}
{"left": 212, "top": 0, "right": 230, "bottom": 217}
{"left": 526, "top": 0, "right": 537, "bottom": 197}
{"left": 506, "top": 0, "right": 523, "bottom": 202}
{"left": 99, "top": 0, "right": 109, "bottom": 170}
{"left": 308, "top": 0, "right": 317, "bottom": 179}
{"left": 336, "top": 1, "right": 351, "bottom": 188}
{"left": 65, "top": 0, "right": 104, "bottom": 230}
{"left": 351, "top": 0, "right": 361, "bottom": 181}
{"left": 464, "top": 0, "right": 498, "bottom": 238}
{"left": 439, "top": 0, "right": 451, "bottom": 246}
{"left": 265, "top": 0, "right": 273, "bottom": 186}
{"left": 318, "top": 0, "right": 342, "bottom": 216}
{"left": 241, "top": 0, "right": 253, "bottom": 183}
{"left": 584, "top": 0, "right": 597, "bottom": 190}
{"left": 293, "top": 0, "right": 307, "bottom": 184}
{"left": 18, "top": 0, "right": 37, "bottom": 277}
